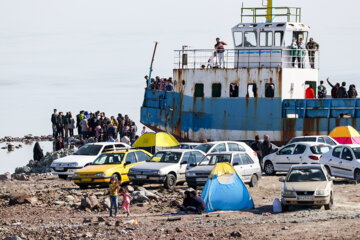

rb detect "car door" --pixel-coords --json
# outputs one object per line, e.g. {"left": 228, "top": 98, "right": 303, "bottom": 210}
{"left": 274, "top": 144, "right": 296, "bottom": 171}
{"left": 338, "top": 147, "right": 355, "bottom": 178}
{"left": 328, "top": 146, "right": 343, "bottom": 176}
{"left": 178, "top": 152, "right": 191, "bottom": 181}
{"left": 240, "top": 153, "right": 256, "bottom": 182}
{"left": 123, "top": 152, "right": 138, "bottom": 172}
{"left": 291, "top": 144, "right": 307, "bottom": 165}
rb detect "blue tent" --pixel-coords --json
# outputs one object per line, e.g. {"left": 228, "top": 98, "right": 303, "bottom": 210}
{"left": 201, "top": 162, "right": 254, "bottom": 212}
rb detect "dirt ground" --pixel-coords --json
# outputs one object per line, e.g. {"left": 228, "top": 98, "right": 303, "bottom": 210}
{"left": 1, "top": 174, "right": 360, "bottom": 240}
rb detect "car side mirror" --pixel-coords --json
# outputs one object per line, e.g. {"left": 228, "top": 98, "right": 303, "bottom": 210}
{"left": 279, "top": 177, "right": 285, "bottom": 182}
{"left": 233, "top": 162, "right": 239, "bottom": 166}
{"left": 124, "top": 161, "right": 131, "bottom": 166}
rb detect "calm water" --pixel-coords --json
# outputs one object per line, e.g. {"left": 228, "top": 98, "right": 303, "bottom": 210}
{"left": 0, "top": 141, "right": 54, "bottom": 174}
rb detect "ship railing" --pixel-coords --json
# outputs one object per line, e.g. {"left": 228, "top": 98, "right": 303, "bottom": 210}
{"left": 174, "top": 48, "right": 319, "bottom": 70}
{"left": 241, "top": 7, "right": 302, "bottom": 23}
{"left": 282, "top": 99, "right": 360, "bottom": 118}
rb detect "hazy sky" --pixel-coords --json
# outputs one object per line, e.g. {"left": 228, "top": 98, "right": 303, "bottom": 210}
{"left": 0, "top": 0, "right": 360, "bottom": 137}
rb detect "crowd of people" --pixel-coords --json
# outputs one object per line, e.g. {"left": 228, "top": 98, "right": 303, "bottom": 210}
{"left": 145, "top": 75, "right": 174, "bottom": 91}
{"left": 51, "top": 109, "right": 141, "bottom": 150}
{"left": 305, "top": 78, "right": 358, "bottom": 99}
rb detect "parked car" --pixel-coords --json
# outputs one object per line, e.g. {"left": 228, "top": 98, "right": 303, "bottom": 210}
{"left": 72, "top": 149, "right": 152, "bottom": 188}
{"left": 320, "top": 144, "right": 360, "bottom": 183}
{"left": 128, "top": 149, "right": 205, "bottom": 189}
{"left": 195, "top": 141, "right": 254, "bottom": 155}
{"left": 263, "top": 142, "right": 332, "bottom": 175}
{"left": 288, "top": 136, "right": 338, "bottom": 146}
{"left": 279, "top": 164, "right": 334, "bottom": 210}
{"left": 50, "top": 142, "right": 130, "bottom": 179}
{"left": 186, "top": 151, "right": 261, "bottom": 189}
{"left": 179, "top": 142, "right": 200, "bottom": 149}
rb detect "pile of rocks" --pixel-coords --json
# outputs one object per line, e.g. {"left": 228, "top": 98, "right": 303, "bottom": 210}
{"left": 14, "top": 148, "right": 74, "bottom": 174}
{"left": 0, "top": 135, "right": 54, "bottom": 143}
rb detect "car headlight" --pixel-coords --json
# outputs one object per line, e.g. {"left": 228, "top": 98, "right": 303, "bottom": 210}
{"left": 68, "top": 163, "right": 78, "bottom": 167}
{"left": 283, "top": 190, "right": 295, "bottom": 195}
{"left": 95, "top": 173, "right": 106, "bottom": 177}
{"left": 316, "top": 190, "right": 325, "bottom": 195}
{"left": 73, "top": 173, "right": 80, "bottom": 177}
{"left": 186, "top": 172, "right": 196, "bottom": 177}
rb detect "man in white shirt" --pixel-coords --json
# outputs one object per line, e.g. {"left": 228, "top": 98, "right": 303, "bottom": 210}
{"left": 207, "top": 52, "right": 219, "bottom": 68}
{"left": 141, "top": 126, "right": 147, "bottom": 135}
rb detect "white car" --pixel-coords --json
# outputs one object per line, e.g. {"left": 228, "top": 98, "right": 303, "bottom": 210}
{"left": 320, "top": 144, "right": 360, "bottom": 183}
{"left": 186, "top": 151, "right": 261, "bottom": 188}
{"left": 288, "top": 136, "right": 338, "bottom": 146}
{"left": 50, "top": 142, "right": 130, "bottom": 179}
{"left": 195, "top": 141, "right": 256, "bottom": 156}
{"left": 263, "top": 142, "right": 332, "bottom": 175}
{"left": 128, "top": 149, "right": 205, "bottom": 189}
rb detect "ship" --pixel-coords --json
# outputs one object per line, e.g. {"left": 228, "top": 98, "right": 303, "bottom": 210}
{"left": 140, "top": 1, "right": 358, "bottom": 145}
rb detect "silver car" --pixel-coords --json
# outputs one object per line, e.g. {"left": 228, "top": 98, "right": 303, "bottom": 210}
{"left": 186, "top": 151, "right": 261, "bottom": 188}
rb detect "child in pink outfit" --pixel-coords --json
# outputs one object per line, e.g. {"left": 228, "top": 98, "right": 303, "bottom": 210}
{"left": 120, "top": 188, "right": 132, "bottom": 217}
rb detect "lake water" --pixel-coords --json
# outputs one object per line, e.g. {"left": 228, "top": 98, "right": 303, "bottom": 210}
{"left": 0, "top": 141, "right": 54, "bottom": 174}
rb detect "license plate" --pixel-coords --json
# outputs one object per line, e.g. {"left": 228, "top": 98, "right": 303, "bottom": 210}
{"left": 82, "top": 178, "right": 92, "bottom": 182}
{"left": 55, "top": 167, "right": 64, "bottom": 171}
{"left": 196, "top": 178, "right": 207, "bottom": 182}
{"left": 297, "top": 196, "right": 313, "bottom": 201}
{"left": 136, "top": 175, "right": 147, "bottom": 179}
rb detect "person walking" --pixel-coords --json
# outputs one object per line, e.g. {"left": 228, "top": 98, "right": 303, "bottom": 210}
{"left": 120, "top": 187, "right": 132, "bottom": 217}
{"left": 327, "top": 78, "right": 339, "bottom": 98}
{"left": 214, "top": 38, "right": 227, "bottom": 68}
{"left": 251, "top": 135, "right": 263, "bottom": 163}
{"left": 348, "top": 84, "right": 358, "bottom": 98}
{"left": 318, "top": 80, "right": 327, "bottom": 98}
{"left": 305, "top": 85, "right": 315, "bottom": 99}
{"left": 33, "top": 142, "right": 44, "bottom": 161}
{"left": 336, "top": 82, "right": 348, "bottom": 98}
{"left": 51, "top": 109, "right": 58, "bottom": 138}
{"left": 306, "top": 38, "right": 319, "bottom": 69}
{"left": 109, "top": 176, "right": 120, "bottom": 217}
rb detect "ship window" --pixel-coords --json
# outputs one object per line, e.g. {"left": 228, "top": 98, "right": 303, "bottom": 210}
{"left": 244, "top": 31, "right": 257, "bottom": 47}
{"left": 247, "top": 84, "right": 257, "bottom": 98}
{"left": 212, "top": 83, "right": 222, "bottom": 97}
{"left": 234, "top": 31, "right": 243, "bottom": 47}
{"left": 194, "top": 83, "right": 204, "bottom": 98}
{"left": 260, "top": 31, "right": 273, "bottom": 47}
{"left": 274, "top": 31, "right": 283, "bottom": 46}
{"left": 229, "top": 83, "right": 239, "bottom": 97}
{"left": 265, "top": 83, "right": 275, "bottom": 98}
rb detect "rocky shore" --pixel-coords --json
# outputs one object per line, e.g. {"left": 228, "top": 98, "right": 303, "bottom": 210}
{"left": 0, "top": 135, "right": 54, "bottom": 144}
{"left": 1, "top": 173, "right": 360, "bottom": 239}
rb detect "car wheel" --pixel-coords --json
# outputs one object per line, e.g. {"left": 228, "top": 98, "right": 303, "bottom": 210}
{"left": 324, "top": 192, "right": 333, "bottom": 210}
{"left": 264, "top": 161, "right": 275, "bottom": 175}
{"left": 164, "top": 174, "right": 176, "bottom": 189}
{"left": 281, "top": 203, "right": 288, "bottom": 212}
{"left": 58, "top": 175, "right": 68, "bottom": 180}
{"left": 354, "top": 169, "right": 360, "bottom": 184}
{"left": 249, "top": 174, "right": 258, "bottom": 187}
{"left": 325, "top": 166, "right": 332, "bottom": 176}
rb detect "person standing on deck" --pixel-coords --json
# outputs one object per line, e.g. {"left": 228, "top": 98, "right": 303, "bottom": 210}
{"left": 214, "top": 38, "right": 227, "bottom": 68}
{"left": 306, "top": 38, "right": 319, "bottom": 69}
{"left": 305, "top": 85, "right": 315, "bottom": 99}
{"left": 318, "top": 81, "right": 327, "bottom": 99}
{"left": 326, "top": 78, "right": 339, "bottom": 98}
{"left": 336, "top": 82, "right": 348, "bottom": 98}
{"left": 298, "top": 38, "right": 306, "bottom": 69}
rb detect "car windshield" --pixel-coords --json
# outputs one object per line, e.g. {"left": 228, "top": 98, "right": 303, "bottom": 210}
{"left": 352, "top": 147, "right": 360, "bottom": 159}
{"left": 310, "top": 145, "right": 331, "bottom": 154}
{"left": 73, "top": 145, "right": 103, "bottom": 156}
{"left": 290, "top": 137, "right": 317, "bottom": 143}
{"left": 287, "top": 168, "right": 327, "bottom": 182}
{"left": 195, "top": 144, "right": 215, "bottom": 153}
{"left": 150, "top": 152, "right": 182, "bottom": 163}
{"left": 199, "top": 154, "right": 231, "bottom": 166}
{"left": 93, "top": 153, "right": 125, "bottom": 165}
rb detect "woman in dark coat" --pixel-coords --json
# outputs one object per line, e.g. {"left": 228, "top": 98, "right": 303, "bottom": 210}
{"left": 33, "top": 142, "right": 44, "bottom": 161}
